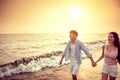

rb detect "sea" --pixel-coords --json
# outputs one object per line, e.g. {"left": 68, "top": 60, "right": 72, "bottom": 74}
{"left": 0, "top": 33, "right": 112, "bottom": 77}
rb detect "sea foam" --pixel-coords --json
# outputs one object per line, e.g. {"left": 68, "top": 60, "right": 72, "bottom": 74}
{"left": 0, "top": 51, "right": 69, "bottom": 78}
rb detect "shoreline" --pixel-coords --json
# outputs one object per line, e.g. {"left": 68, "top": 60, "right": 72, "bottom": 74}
{"left": 0, "top": 49, "right": 120, "bottom": 80}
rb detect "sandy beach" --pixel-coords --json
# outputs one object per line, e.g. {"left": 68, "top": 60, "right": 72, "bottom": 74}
{"left": 0, "top": 49, "right": 120, "bottom": 80}
{"left": 1, "top": 0, "right": 120, "bottom": 79}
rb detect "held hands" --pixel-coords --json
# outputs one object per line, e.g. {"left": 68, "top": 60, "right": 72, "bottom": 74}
{"left": 90, "top": 57, "right": 97, "bottom": 67}
{"left": 92, "top": 61, "right": 97, "bottom": 67}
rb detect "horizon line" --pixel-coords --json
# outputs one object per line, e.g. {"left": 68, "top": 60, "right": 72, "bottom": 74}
{"left": 0, "top": 32, "right": 111, "bottom": 35}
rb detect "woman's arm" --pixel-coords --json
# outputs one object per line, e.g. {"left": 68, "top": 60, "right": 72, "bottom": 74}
{"left": 95, "top": 45, "right": 105, "bottom": 63}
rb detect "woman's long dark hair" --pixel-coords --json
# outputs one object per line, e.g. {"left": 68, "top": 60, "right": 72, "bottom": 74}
{"left": 109, "top": 32, "right": 120, "bottom": 64}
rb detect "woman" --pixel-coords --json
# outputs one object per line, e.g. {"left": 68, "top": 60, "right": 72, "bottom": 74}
{"left": 96, "top": 32, "right": 120, "bottom": 80}
{"left": 59, "top": 30, "right": 96, "bottom": 80}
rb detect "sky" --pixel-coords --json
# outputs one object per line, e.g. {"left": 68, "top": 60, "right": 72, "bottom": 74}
{"left": 0, "top": 0, "right": 120, "bottom": 34}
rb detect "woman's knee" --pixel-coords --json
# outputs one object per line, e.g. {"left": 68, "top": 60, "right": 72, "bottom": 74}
{"left": 102, "top": 73, "right": 108, "bottom": 80}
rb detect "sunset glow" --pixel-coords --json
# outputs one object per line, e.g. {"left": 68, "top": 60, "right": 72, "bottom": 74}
{"left": 0, "top": 0, "right": 120, "bottom": 34}
{"left": 70, "top": 7, "right": 83, "bottom": 19}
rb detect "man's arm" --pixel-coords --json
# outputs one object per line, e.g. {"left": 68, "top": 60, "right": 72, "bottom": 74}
{"left": 59, "top": 55, "right": 65, "bottom": 65}
{"left": 80, "top": 41, "right": 96, "bottom": 67}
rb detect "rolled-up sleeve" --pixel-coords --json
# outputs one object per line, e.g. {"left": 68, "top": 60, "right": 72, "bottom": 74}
{"left": 63, "top": 41, "right": 70, "bottom": 56}
{"left": 79, "top": 41, "right": 92, "bottom": 58}
{"left": 63, "top": 45, "right": 67, "bottom": 56}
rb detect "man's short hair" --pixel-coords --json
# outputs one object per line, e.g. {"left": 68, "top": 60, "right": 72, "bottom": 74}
{"left": 70, "top": 30, "right": 78, "bottom": 36}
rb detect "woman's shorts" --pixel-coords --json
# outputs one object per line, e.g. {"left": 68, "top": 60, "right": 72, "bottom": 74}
{"left": 102, "top": 63, "right": 118, "bottom": 77}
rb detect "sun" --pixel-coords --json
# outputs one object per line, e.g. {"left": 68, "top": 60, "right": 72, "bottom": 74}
{"left": 70, "top": 7, "right": 83, "bottom": 19}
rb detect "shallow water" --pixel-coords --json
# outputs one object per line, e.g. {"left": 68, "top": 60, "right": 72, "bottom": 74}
{"left": 0, "top": 33, "right": 110, "bottom": 77}
{"left": 0, "top": 33, "right": 108, "bottom": 64}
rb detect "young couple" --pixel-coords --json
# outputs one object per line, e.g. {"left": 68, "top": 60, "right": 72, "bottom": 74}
{"left": 59, "top": 30, "right": 120, "bottom": 80}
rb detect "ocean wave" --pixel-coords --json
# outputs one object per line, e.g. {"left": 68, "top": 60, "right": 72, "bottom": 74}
{"left": 58, "top": 40, "right": 107, "bottom": 50}
{"left": 85, "top": 40, "right": 106, "bottom": 45}
{"left": 0, "top": 50, "right": 88, "bottom": 78}
{"left": 59, "top": 40, "right": 106, "bottom": 45}
{"left": 59, "top": 42, "right": 67, "bottom": 45}
{"left": 0, "top": 51, "right": 64, "bottom": 77}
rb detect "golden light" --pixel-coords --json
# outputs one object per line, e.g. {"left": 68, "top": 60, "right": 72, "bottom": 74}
{"left": 70, "top": 7, "right": 83, "bottom": 19}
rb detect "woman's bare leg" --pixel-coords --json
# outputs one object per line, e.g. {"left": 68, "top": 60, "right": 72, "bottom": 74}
{"left": 102, "top": 73, "right": 108, "bottom": 80}
{"left": 109, "top": 76, "right": 116, "bottom": 80}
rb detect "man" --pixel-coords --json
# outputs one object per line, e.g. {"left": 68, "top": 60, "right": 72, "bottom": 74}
{"left": 59, "top": 30, "right": 96, "bottom": 80}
